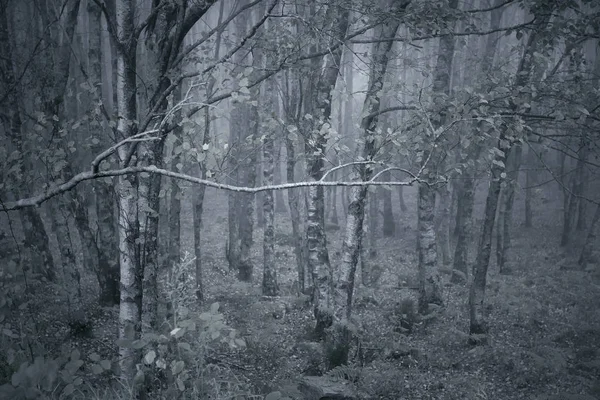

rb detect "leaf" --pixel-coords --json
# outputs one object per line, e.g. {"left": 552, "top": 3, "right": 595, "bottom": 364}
{"left": 144, "top": 350, "right": 156, "bottom": 365}
{"left": 89, "top": 353, "right": 101, "bottom": 362}
{"left": 210, "top": 302, "right": 220, "bottom": 313}
{"left": 116, "top": 339, "right": 134, "bottom": 348}
{"left": 132, "top": 339, "right": 148, "bottom": 349}
{"left": 202, "top": 143, "right": 209, "bottom": 151}
{"left": 266, "top": 391, "right": 282, "bottom": 400}
{"left": 177, "top": 342, "right": 191, "bottom": 352}
{"left": 234, "top": 338, "right": 246, "bottom": 348}
{"left": 70, "top": 349, "right": 81, "bottom": 361}
{"left": 62, "top": 384, "right": 75, "bottom": 396}
{"left": 239, "top": 77, "right": 249, "bottom": 87}
{"left": 492, "top": 160, "right": 505, "bottom": 168}
{"left": 171, "top": 360, "right": 185, "bottom": 375}
{"left": 177, "top": 377, "right": 185, "bottom": 391}
{"left": 577, "top": 105, "right": 590, "bottom": 116}
{"left": 170, "top": 328, "right": 183, "bottom": 337}
{"left": 91, "top": 364, "right": 104, "bottom": 375}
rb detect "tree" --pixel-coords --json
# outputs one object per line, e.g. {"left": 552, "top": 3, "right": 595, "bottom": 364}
{"left": 469, "top": 2, "right": 555, "bottom": 339}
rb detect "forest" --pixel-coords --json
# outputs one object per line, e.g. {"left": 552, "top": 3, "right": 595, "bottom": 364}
{"left": 0, "top": 0, "right": 599, "bottom": 399}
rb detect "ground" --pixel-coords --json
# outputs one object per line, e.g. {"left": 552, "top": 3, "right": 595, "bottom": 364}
{"left": 1, "top": 183, "right": 599, "bottom": 400}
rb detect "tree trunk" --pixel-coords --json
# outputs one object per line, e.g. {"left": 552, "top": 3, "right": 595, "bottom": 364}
{"left": 417, "top": 182, "right": 443, "bottom": 313}
{"left": 115, "top": 0, "right": 141, "bottom": 382}
{"left": 168, "top": 148, "right": 182, "bottom": 266}
{"left": 415, "top": 0, "right": 459, "bottom": 313}
{"left": 452, "top": 169, "right": 475, "bottom": 283}
{"left": 469, "top": 5, "right": 553, "bottom": 338}
{"left": 274, "top": 141, "right": 287, "bottom": 213}
{"left": 398, "top": 185, "right": 407, "bottom": 212}
{"left": 284, "top": 78, "right": 306, "bottom": 291}
{"left": 195, "top": 0, "right": 225, "bottom": 303}
{"left": 302, "top": 3, "right": 349, "bottom": 339}
{"left": 579, "top": 203, "right": 600, "bottom": 270}
{"left": 332, "top": 5, "right": 402, "bottom": 366}
{"left": 469, "top": 138, "right": 510, "bottom": 336}
{"left": 562, "top": 137, "right": 587, "bottom": 245}
{"left": 262, "top": 108, "right": 278, "bottom": 296}
{"left": 382, "top": 171, "right": 395, "bottom": 237}
{"left": 368, "top": 188, "right": 378, "bottom": 259}
{"left": 51, "top": 203, "right": 82, "bottom": 307}
{"left": 437, "top": 183, "right": 452, "bottom": 265}
{"left": 524, "top": 146, "right": 536, "bottom": 228}
{"left": 497, "top": 143, "right": 523, "bottom": 274}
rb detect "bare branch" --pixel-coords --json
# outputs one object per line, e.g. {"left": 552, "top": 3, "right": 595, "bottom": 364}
{"left": 0, "top": 165, "right": 433, "bottom": 212}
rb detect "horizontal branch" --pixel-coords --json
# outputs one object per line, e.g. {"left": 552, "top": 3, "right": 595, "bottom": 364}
{"left": 0, "top": 165, "right": 434, "bottom": 212}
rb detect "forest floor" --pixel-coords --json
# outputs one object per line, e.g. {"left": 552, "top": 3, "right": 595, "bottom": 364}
{"left": 3, "top": 186, "right": 600, "bottom": 400}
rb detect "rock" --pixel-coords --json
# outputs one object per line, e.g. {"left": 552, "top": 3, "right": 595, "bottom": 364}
{"left": 298, "top": 376, "right": 358, "bottom": 400}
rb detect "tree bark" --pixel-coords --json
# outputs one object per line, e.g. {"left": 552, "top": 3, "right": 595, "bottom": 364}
{"left": 332, "top": 3, "right": 402, "bottom": 365}
{"left": 469, "top": 6, "right": 553, "bottom": 337}
{"left": 497, "top": 143, "right": 523, "bottom": 274}
{"left": 579, "top": 203, "right": 600, "bottom": 270}
{"left": 524, "top": 146, "right": 536, "bottom": 228}
{"left": 115, "top": 0, "right": 141, "bottom": 382}
{"left": 382, "top": 171, "right": 395, "bottom": 237}
{"left": 87, "top": 0, "right": 120, "bottom": 305}
{"left": 302, "top": 2, "right": 349, "bottom": 339}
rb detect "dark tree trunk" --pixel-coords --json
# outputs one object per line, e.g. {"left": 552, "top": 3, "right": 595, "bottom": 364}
{"left": 382, "top": 171, "right": 395, "bottom": 237}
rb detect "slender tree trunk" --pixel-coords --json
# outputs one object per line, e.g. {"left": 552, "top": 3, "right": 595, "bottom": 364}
{"left": 303, "top": 4, "right": 349, "bottom": 339}
{"left": 579, "top": 203, "right": 600, "bottom": 270}
{"left": 332, "top": 5, "right": 402, "bottom": 366}
{"left": 415, "top": 0, "right": 459, "bottom": 313}
{"left": 576, "top": 171, "right": 587, "bottom": 231}
{"left": 437, "top": 183, "right": 452, "bottom": 265}
{"left": 85, "top": 0, "right": 120, "bottom": 305}
{"left": 562, "top": 137, "right": 587, "bottom": 245}
{"left": 398, "top": 185, "right": 407, "bottom": 212}
{"left": 115, "top": 0, "right": 141, "bottom": 382}
{"left": 168, "top": 142, "right": 182, "bottom": 266}
{"left": 274, "top": 141, "right": 287, "bottom": 213}
{"left": 452, "top": 169, "right": 475, "bottom": 283}
{"left": 262, "top": 94, "right": 278, "bottom": 296}
{"left": 524, "top": 146, "right": 536, "bottom": 228}
{"left": 469, "top": 6, "right": 552, "bottom": 338}
{"left": 382, "top": 171, "right": 395, "bottom": 237}
{"left": 284, "top": 72, "right": 306, "bottom": 291}
{"left": 195, "top": 0, "right": 225, "bottom": 302}
{"left": 368, "top": 188, "right": 378, "bottom": 259}
{"left": 497, "top": 143, "right": 523, "bottom": 273}
{"left": 52, "top": 204, "right": 82, "bottom": 307}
